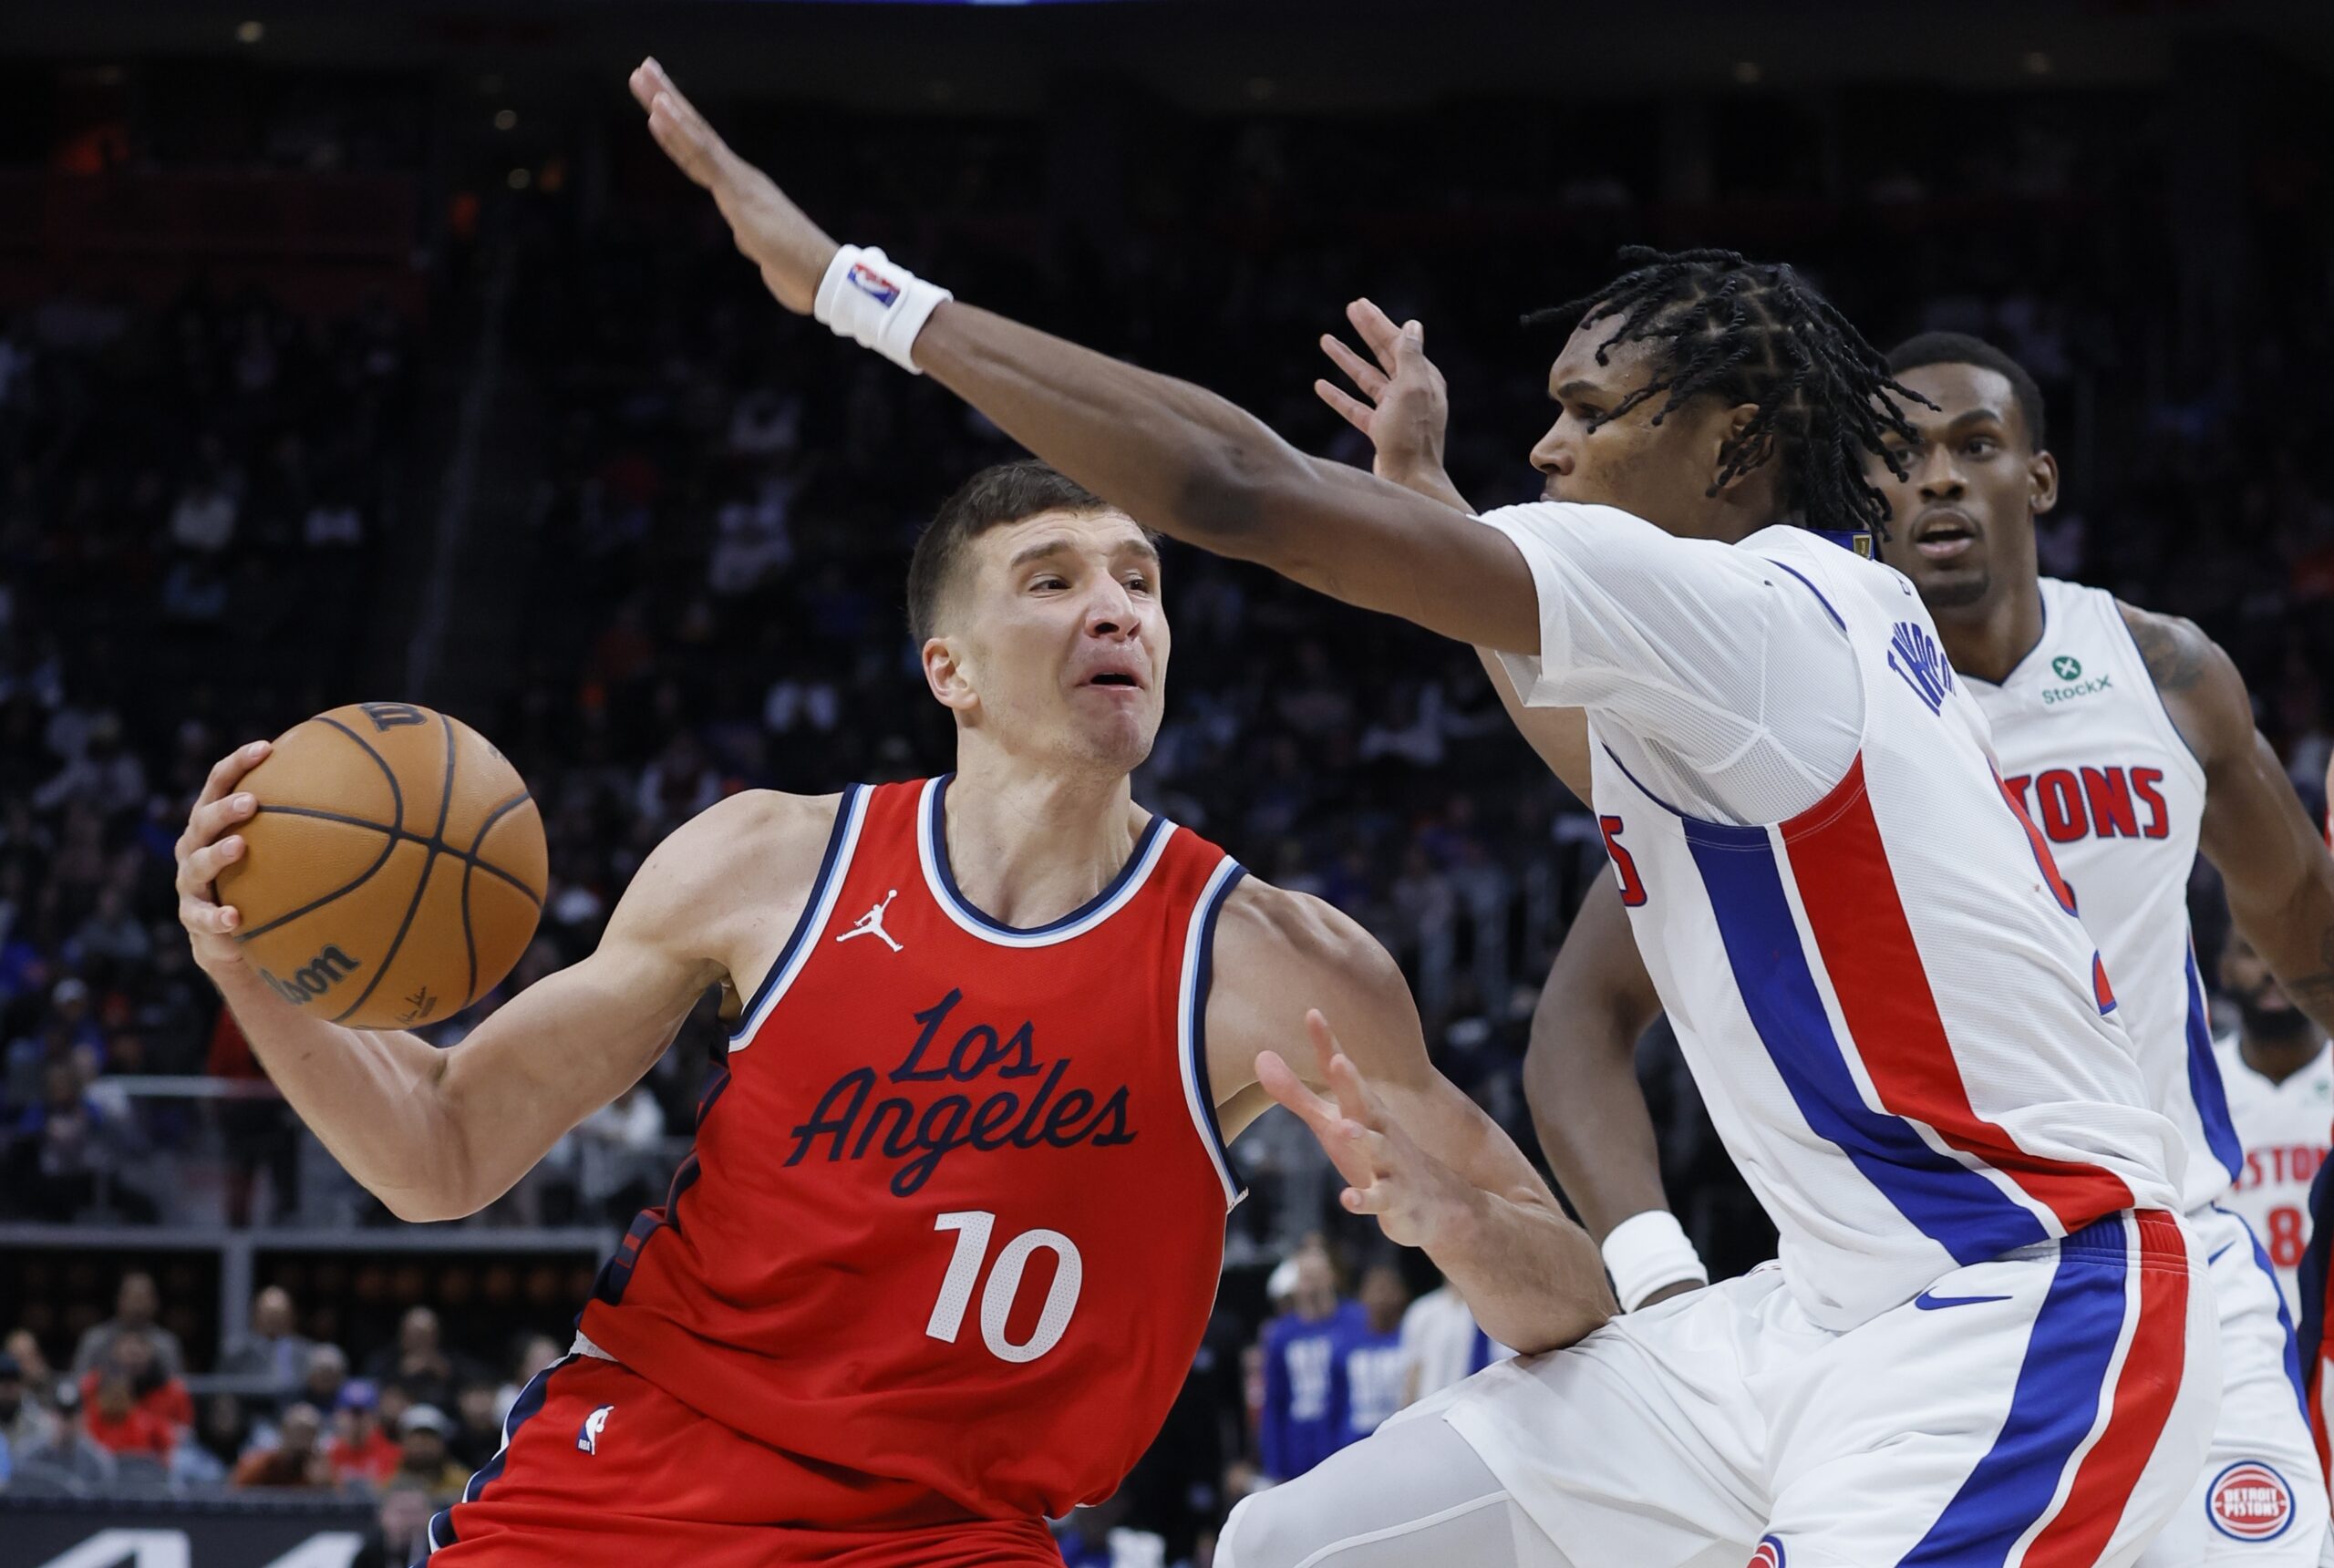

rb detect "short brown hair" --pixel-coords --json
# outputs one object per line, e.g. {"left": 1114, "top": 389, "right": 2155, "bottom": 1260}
{"left": 906, "top": 460, "right": 1116, "bottom": 643}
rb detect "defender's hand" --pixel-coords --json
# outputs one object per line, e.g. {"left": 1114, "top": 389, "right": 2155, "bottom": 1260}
{"left": 629, "top": 57, "right": 839, "bottom": 315}
{"left": 1256, "top": 1012, "right": 1473, "bottom": 1250}
{"left": 175, "top": 740, "right": 272, "bottom": 975}
{"left": 1316, "top": 299, "right": 1452, "bottom": 490}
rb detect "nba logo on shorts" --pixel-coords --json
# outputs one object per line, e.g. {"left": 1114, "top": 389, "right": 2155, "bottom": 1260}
{"left": 578, "top": 1404, "right": 614, "bottom": 1456}
{"left": 1747, "top": 1538, "right": 1785, "bottom": 1568}
{"left": 2207, "top": 1461, "right": 2294, "bottom": 1541}
{"left": 848, "top": 262, "right": 901, "bottom": 307}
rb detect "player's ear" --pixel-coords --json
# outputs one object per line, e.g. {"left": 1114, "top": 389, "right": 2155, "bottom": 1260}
{"left": 2028, "top": 449, "right": 2060, "bottom": 517}
{"left": 1709, "top": 401, "right": 1764, "bottom": 497}
{"left": 923, "top": 634, "right": 978, "bottom": 714}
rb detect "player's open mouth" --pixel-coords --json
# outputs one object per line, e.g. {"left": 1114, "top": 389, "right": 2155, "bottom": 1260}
{"left": 1913, "top": 511, "right": 1978, "bottom": 561}
{"left": 1084, "top": 672, "right": 1141, "bottom": 689}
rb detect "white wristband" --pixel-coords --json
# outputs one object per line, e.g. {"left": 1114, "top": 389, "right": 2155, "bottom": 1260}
{"left": 812, "top": 244, "right": 953, "bottom": 375}
{"left": 1601, "top": 1210, "right": 1709, "bottom": 1311}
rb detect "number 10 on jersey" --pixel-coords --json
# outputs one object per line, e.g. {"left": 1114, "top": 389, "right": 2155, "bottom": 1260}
{"left": 926, "top": 1211, "right": 1085, "bottom": 1364}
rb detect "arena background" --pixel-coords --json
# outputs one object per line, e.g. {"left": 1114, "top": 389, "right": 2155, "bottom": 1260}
{"left": 0, "top": 1, "right": 2330, "bottom": 1563}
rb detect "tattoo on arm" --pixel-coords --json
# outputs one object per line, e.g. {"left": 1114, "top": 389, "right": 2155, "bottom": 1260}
{"left": 2127, "top": 610, "right": 2210, "bottom": 694}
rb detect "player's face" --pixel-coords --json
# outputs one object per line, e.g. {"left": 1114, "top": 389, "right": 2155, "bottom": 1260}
{"left": 1528, "top": 328, "right": 1758, "bottom": 537}
{"left": 945, "top": 508, "right": 1168, "bottom": 775}
{"left": 1870, "top": 364, "right": 2056, "bottom": 614}
{"left": 2222, "top": 931, "right": 2307, "bottom": 1037}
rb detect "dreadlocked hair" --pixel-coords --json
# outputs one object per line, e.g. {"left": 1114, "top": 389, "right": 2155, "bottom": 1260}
{"left": 1525, "top": 246, "right": 1931, "bottom": 538}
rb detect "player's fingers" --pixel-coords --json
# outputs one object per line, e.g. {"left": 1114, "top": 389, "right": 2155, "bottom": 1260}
{"left": 179, "top": 835, "right": 247, "bottom": 895}
{"left": 191, "top": 790, "right": 260, "bottom": 847}
{"left": 1340, "top": 1181, "right": 1395, "bottom": 1218}
{"left": 1255, "top": 1048, "right": 1340, "bottom": 1135}
{"left": 1348, "top": 298, "right": 1406, "bottom": 368}
{"left": 1319, "top": 335, "right": 1388, "bottom": 400}
{"left": 179, "top": 892, "right": 238, "bottom": 937}
{"left": 196, "top": 739, "right": 271, "bottom": 811}
{"left": 647, "top": 98, "right": 718, "bottom": 186}
{"left": 1314, "top": 379, "right": 1377, "bottom": 434}
{"left": 1306, "top": 1012, "right": 1375, "bottom": 1124}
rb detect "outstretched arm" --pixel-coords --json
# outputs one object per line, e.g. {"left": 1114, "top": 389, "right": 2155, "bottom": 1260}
{"left": 181, "top": 750, "right": 834, "bottom": 1221}
{"left": 2133, "top": 607, "right": 2334, "bottom": 1033}
{"left": 1316, "top": 298, "right": 1594, "bottom": 792}
{"left": 627, "top": 59, "right": 1542, "bottom": 657}
{"left": 1525, "top": 874, "right": 1709, "bottom": 1309}
{"left": 1210, "top": 883, "right": 1613, "bottom": 1355}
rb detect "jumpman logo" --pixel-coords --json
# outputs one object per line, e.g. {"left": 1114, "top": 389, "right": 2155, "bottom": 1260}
{"left": 838, "top": 890, "right": 903, "bottom": 953}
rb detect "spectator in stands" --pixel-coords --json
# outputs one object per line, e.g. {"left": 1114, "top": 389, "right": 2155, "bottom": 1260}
{"left": 1257, "top": 1243, "right": 1361, "bottom": 1483}
{"left": 231, "top": 1399, "right": 335, "bottom": 1490}
{"left": 0, "top": 1350, "right": 60, "bottom": 1459}
{"left": 354, "top": 1478, "right": 437, "bottom": 1568}
{"left": 77, "top": 1329, "right": 192, "bottom": 1439}
{"left": 69, "top": 1270, "right": 183, "bottom": 1378}
{"left": 365, "top": 1305, "right": 470, "bottom": 1412}
{"left": 451, "top": 1377, "right": 503, "bottom": 1470}
{"left": 300, "top": 1342, "right": 350, "bottom": 1412}
{"left": 4, "top": 1328, "right": 57, "bottom": 1408}
{"left": 82, "top": 1367, "right": 174, "bottom": 1461}
{"left": 495, "top": 1333, "right": 561, "bottom": 1422}
{"left": 1330, "top": 1262, "right": 1412, "bottom": 1448}
{"left": 192, "top": 1391, "right": 252, "bottom": 1472}
{"left": 9, "top": 1057, "right": 111, "bottom": 1222}
{"left": 325, "top": 1378, "right": 400, "bottom": 1486}
{"left": 395, "top": 1404, "right": 470, "bottom": 1498}
{"left": 218, "top": 1284, "right": 315, "bottom": 1398}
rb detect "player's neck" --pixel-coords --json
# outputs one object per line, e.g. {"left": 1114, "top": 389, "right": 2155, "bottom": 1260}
{"left": 1931, "top": 577, "right": 2045, "bottom": 686}
{"left": 2240, "top": 1026, "right": 2326, "bottom": 1086}
{"left": 938, "top": 752, "right": 1144, "bottom": 930}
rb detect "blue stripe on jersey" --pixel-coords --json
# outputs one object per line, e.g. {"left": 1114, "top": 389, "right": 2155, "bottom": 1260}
{"left": 1683, "top": 816, "right": 2049, "bottom": 1265}
{"left": 2241, "top": 1214, "right": 2311, "bottom": 1424}
{"left": 2184, "top": 946, "right": 2245, "bottom": 1184}
{"left": 1900, "top": 1213, "right": 2130, "bottom": 1565}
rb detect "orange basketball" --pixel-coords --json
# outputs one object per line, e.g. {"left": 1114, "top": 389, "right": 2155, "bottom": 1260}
{"left": 213, "top": 701, "right": 548, "bottom": 1030}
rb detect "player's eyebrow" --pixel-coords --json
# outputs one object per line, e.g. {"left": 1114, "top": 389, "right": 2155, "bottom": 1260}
{"left": 1554, "top": 379, "right": 1611, "bottom": 405}
{"left": 1009, "top": 536, "right": 1161, "bottom": 570}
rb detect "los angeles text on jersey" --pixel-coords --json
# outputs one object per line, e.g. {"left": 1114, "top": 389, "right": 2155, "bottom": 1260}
{"left": 2001, "top": 764, "right": 2174, "bottom": 843}
{"left": 783, "top": 986, "right": 1136, "bottom": 1195}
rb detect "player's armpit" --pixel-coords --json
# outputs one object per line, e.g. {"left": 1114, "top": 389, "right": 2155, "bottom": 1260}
{"left": 422, "top": 789, "right": 842, "bottom": 1221}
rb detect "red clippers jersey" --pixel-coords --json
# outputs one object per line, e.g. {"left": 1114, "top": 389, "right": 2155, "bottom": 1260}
{"left": 576, "top": 778, "right": 1244, "bottom": 1525}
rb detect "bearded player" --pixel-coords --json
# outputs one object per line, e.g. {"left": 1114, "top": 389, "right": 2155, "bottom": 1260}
{"left": 1476, "top": 327, "right": 2334, "bottom": 1561}
{"left": 631, "top": 57, "right": 2215, "bottom": 1567}
{"left": 173, "top": 459, "right": 1607, "bottom": 1565}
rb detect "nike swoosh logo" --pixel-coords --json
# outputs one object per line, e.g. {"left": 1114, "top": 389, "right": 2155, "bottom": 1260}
{"left": 2209, "top": 1243, "right": 2236, "bottom": 1264}
{"left": 1914, "top": 1291, "right": 2014, "bottom": 1311}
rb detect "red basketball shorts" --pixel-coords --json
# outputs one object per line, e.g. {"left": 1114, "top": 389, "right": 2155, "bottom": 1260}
{"left": 424, "top": 1354, "right": 1061, "bottom": 1567}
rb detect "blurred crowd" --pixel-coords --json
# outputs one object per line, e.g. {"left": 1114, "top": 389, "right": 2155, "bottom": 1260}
{"left": 0, "top": 64, "right": 2330, "bottom": 1562}
{"left": 2, "top": 1266, "right": 565, "bottom": 1562}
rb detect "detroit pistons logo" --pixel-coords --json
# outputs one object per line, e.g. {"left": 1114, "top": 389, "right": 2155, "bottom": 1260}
{"left": 1748, "top": 1539, "right": 1785, "bottom": 1568}
{"left": 2207, "top": 1461, "right": 2294, "bottom": 1541}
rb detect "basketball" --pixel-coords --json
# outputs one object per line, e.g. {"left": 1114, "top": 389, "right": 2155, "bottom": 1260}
{"left": 212, "top": 701, "right": 548, "bottom": 1031}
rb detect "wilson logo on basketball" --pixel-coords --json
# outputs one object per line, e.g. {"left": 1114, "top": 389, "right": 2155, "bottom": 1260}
{"left": 2207, "top": 1461, "right": 2293, "bottom": 1541}
{"left": 1748, "top": 1539, "right": 1785, "bottom": 1568}
{"left": 259, "top": 944, "right": 362, "bottom": 1007}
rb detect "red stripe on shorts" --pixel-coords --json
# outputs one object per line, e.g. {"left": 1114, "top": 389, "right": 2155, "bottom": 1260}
{"left": 2022, "top": 1211, "right": 2189, "bottom": 1567}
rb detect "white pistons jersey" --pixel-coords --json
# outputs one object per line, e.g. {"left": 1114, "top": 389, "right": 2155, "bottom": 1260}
{"left": 1554, "top": 526, "right": 2181, "bottom": 1330}
{"left": 1965, "top": 577, "right": 2235, "bottom": 1214}
{"left": 2214, "top": 1031, "right": 2334, "bottom": 1315}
